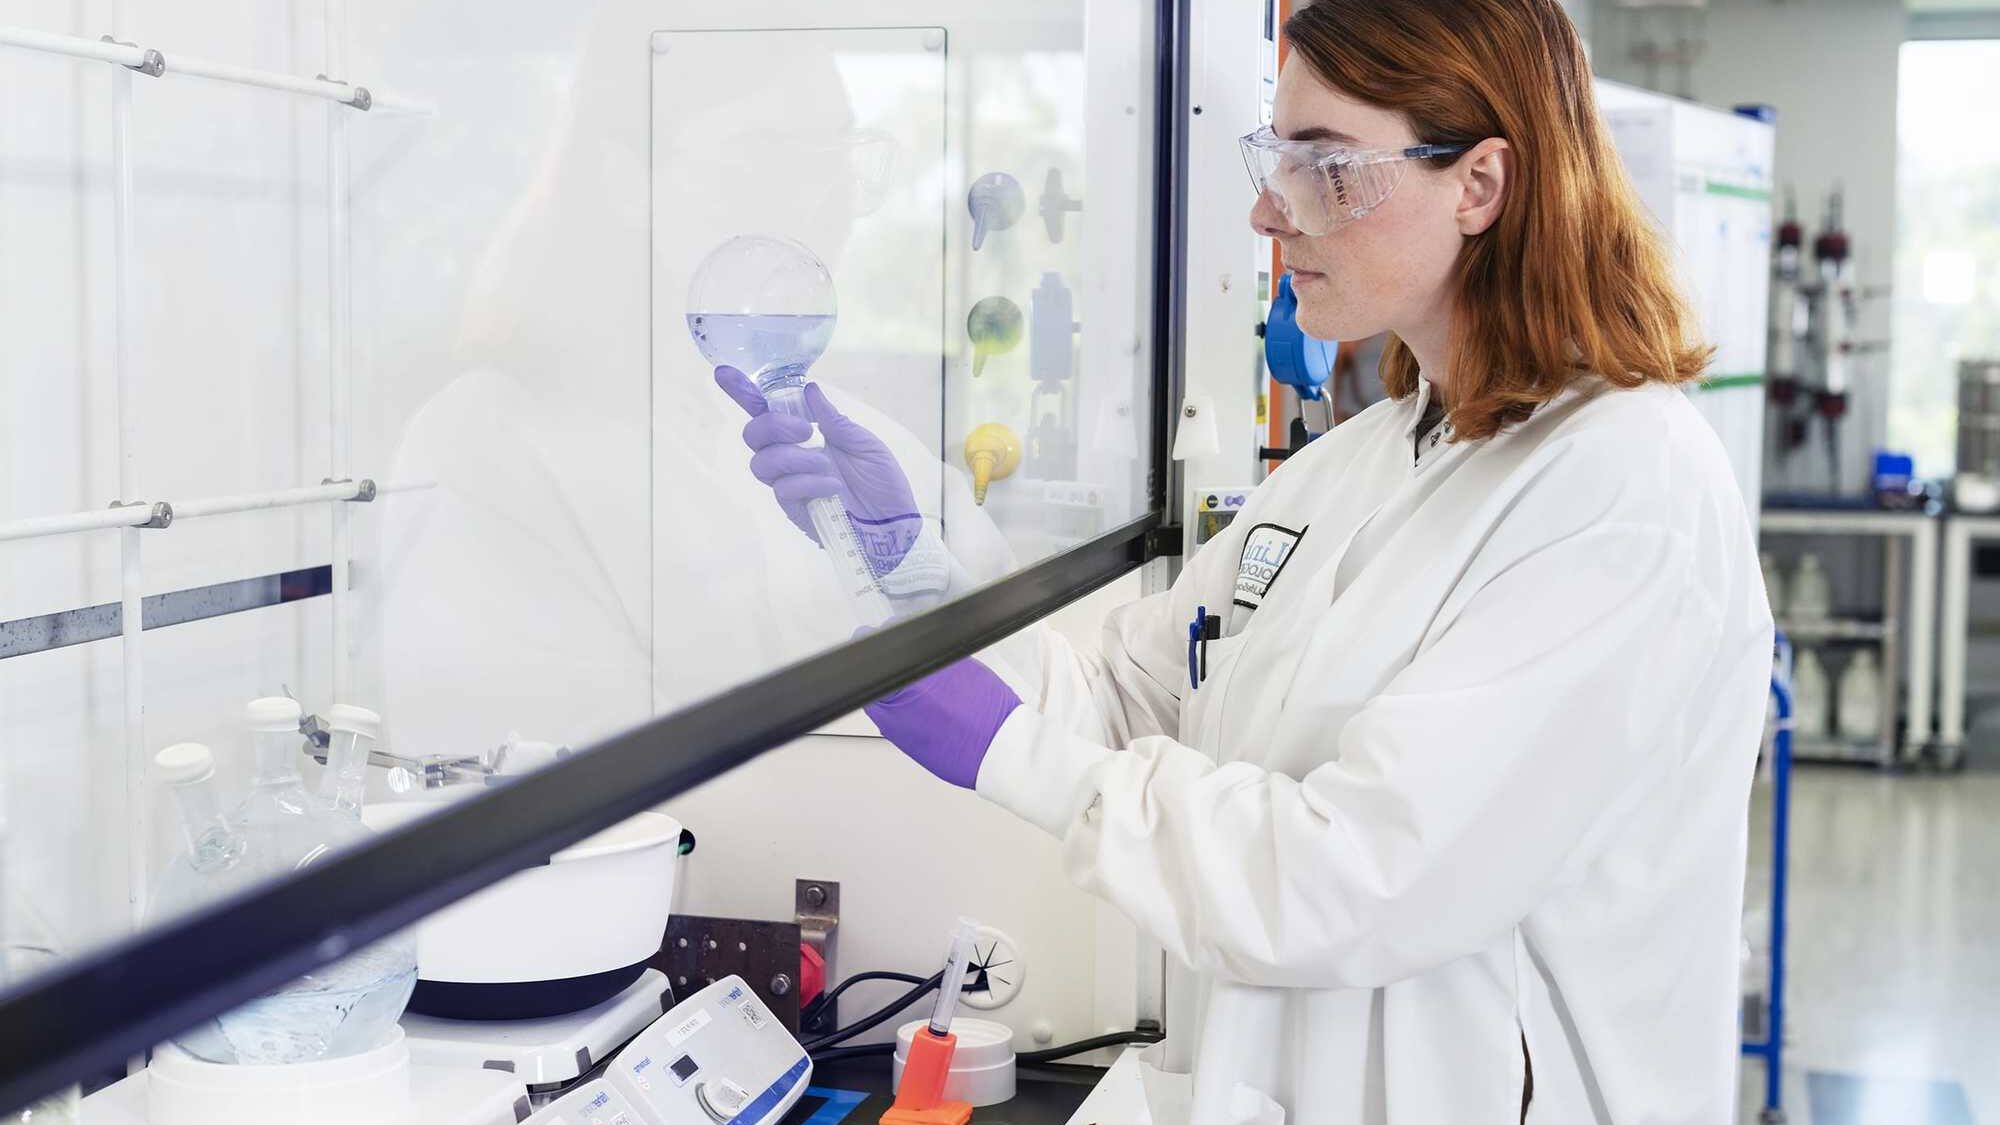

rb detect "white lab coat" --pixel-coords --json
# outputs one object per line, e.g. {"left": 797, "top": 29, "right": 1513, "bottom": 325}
{"left": 977, "top": 379, "right": 1773, "bottom": 1124}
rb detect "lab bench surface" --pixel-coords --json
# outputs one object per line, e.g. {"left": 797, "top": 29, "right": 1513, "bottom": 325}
{"left": 783, "top": 1058, "right": 1102, "bottom": 1125}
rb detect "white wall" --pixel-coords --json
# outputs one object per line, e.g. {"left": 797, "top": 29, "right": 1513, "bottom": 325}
{"left": 1593, "top": 0, "right": 1905, "bottom": 494}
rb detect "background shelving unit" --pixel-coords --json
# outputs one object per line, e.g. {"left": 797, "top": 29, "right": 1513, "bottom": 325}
{"left": 1760, "top": 508, "right": 1938, "bottom": 766}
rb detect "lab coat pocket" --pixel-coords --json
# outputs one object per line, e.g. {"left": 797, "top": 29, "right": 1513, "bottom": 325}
{"left": 1180, "top": 629, "right": 1252, "bottom": 752}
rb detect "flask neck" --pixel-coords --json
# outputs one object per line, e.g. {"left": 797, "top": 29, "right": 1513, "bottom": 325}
{"left": 168, "top": 773, "right": 240, "bottom": 868}
{"left": 251, "top": 728, "right": 304, "bottom": 788}
{"left": 320, "top": 730, "right": 371, "bottom": 815}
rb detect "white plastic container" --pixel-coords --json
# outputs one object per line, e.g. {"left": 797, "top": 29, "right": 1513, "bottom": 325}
{"left": 1759, "top": 553, "right": 1786, "bottom": 618}
{"left": 1792, "top": 649, "right": 1833, "bottom": 741}
{"left": 891, "top": 1019, "right": 1016, "bottom": 1108}
{"left": 362, "top": 803, "right": 681, "bottom": 1019}
{"left": 1788, "top": 554, "right": 1832, "bottom": 621}
{"left": 1838, "top": 649, "right": 1883, "bottom": 742}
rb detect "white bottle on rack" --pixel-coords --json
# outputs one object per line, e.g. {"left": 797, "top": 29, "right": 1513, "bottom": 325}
{"left": 1792, "top": 648, "right": 1833, "bottom": 742}
{"left": 1788, "top": 553, "right": 1832, "bottom": 621}
{"left": 1760, "top": 553, "right": 1788, "bottom": 618}
{"left": 1838, "top": 649, "right": 1882, "bottom": 743}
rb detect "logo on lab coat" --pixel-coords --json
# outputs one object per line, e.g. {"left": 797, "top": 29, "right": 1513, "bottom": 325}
{"left": 1234, "top": 523, "right": 1305, "bottom": 611}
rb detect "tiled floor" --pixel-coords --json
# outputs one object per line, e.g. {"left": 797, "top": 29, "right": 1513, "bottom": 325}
{"left": 1738, "top": 766, "right": 2000, "bottom": 1123}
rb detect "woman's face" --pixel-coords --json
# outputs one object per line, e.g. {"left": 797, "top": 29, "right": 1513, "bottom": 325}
{"left": 1251, "top": 63, "right": 1471, "bottom": 344}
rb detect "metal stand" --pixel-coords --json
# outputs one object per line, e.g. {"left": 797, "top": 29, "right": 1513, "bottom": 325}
{"left": 1936, "top": 514, "right": 2000, "bottom": 769}
{"left": 1742, "top": 633, "right": 1794, "bottom": 1123}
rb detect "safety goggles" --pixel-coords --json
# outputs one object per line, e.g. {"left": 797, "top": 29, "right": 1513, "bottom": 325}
{"left": 1239, "top": 125, "right": 1468, "bottom": 236}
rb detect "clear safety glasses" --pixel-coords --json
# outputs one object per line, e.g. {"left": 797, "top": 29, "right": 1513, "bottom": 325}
{"left": 1239, "top": 125, "right": 1468, "bottom": 236}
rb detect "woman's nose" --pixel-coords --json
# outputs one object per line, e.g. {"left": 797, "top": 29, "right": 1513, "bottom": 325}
{"left": 1249, "top": 188, "right": 1296, "bottom": 238}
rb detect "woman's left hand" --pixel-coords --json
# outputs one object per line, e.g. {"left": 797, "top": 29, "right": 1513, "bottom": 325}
{"left": 715, "top": 367, "right": 925, "bottom": 579}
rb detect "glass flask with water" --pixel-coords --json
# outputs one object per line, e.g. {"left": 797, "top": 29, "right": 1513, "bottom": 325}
{"left": 148, "top": 698, "right": 416, "bottom": 1066}
{"left": 687, "top": 235, "right": 890, "bottom": 620}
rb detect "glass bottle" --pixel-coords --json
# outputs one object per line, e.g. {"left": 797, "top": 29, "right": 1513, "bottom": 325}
{"left": 149, "top": 700, "right": 416, "bottom": 1065}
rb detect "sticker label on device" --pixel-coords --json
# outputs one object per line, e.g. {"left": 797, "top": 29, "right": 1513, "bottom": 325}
{"left": 1234, "top": 523, "right": 1305, "bottom": 611}
{"left": 666, "top": 1007, "right": 711, "bottom": 1048}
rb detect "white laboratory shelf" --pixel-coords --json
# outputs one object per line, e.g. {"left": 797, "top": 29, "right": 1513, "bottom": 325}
{"left": 1776, "top": 618, "right": 1892, "bottom": 643}
{"left": 1760, "top": 508, "right": 1936, "bottom": 536}
{"left": 1760, "top": 508, "right": 1936, "bottom": 761}
{"left": 1789, "top": 735, "right": 1895, "bottom": 766}
{"left": 1939, "top": 514, "right": 2000, "bottom": 760}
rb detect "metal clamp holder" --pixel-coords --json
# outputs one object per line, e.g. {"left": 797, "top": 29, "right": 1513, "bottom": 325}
{"left": 110, "top": 500, "right": 174, "bottom": 530}
{"left": 382, "top": 751, "right": 501, "bottom": 793}
{"left": 315, "top": 74, "right": 372, "bottom": 111}
{"left": 296, "top": 711, "right": 519, "bottom": 792}
{"left": 101, "top": 35, "right": 165, "bottom": 77}
{"left": 795, "top": 880, "right": 839, "bottom": 968}
{"left": 324, "top": 477, "right": 379, "bottom": 502}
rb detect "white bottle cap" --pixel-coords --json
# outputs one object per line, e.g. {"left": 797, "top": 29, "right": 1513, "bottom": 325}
{"left": 324, "top": 704, "right": 382, "bottom": 740}
{"left": 155, "top": 742, "right": 215, "bottom": 785}
{"left": 245, "top": 696, "right": 303, "bottom": 732}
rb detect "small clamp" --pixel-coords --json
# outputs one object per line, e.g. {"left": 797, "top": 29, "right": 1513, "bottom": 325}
{"left": 315, "top": 74, "right": 373, "bottom": 111}
{"left": 326, "top": 477, "right": 379, "bottom": 502}
{"left": 102, "top": 35, "right": 166, "bottom": 77}
{"left": 110, "top": 499, "right": 173, "bottom": 529}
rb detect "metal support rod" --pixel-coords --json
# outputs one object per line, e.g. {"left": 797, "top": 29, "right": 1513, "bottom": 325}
{"left": 0, "top": 505, "right": 157, "bottom": 543}
{"left": 0, "top": 479, "right": 410, "bottom": 544}
{"left": 1939, "top": 517, "right": 1979, "bottom": 758}
{"left": 1907, "top": 519, "right": 1939, "bottom": 758}
{"left": 171, "top": 480, "right": 369, "bottom": 520}
{"left": 0, "top": 25, "right": 147, "bottom": 67}
{"left": 169, "top": 53, "right": 370, "bottom": 108}
{"left": 326, "top": 0, "right": 354, "bottom": 700}
{"left": 109, "top": 54, "right": 150, "bottom": 931}
{"left": 0, "top": 23, "right": 431, "bottom": 114}
{"left": 1883, "top": 535, "right": 1904, "bottom": 766}
{"left": 1741, "top": 633, "right": 1793, "bottom": 1122}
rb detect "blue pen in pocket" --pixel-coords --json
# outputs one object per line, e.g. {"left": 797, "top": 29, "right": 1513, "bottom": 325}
{"left": 1187, "top": 605, "right": 1220, "bottom": 691}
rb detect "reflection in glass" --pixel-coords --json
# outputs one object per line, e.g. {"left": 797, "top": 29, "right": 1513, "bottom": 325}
{"left": 966, "top": 297, "right": 1025, "bottom": 378}
{"left": 687, "top": 235, "right": 891, "bottom": 621}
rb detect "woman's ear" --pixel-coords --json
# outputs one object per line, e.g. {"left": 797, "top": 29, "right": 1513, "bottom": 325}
{"left": 1455, "top": 138, "right": 1512, "bottom": 236}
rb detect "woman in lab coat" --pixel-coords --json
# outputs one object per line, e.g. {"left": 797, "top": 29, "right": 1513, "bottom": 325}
{"left": 736, "top": 1, "right": 1772, "bottom": 1121}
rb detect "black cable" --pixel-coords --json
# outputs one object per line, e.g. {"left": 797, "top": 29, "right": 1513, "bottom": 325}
{"left": 801, "top": 970, "right": 929, "bottom": 1024}
{"left": 801, "top": 972, "right": 942, "bottom": 1053}
{"left": 807, "top": 1042, "right": 897, "bottom": 1065}
{"left": 1016, "top": 1029, "right": 1165, "bottom": 1066}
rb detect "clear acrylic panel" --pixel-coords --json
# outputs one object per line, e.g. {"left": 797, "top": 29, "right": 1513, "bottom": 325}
{"left": 0, "top": 0, "right": 1161, "bottom": 1088}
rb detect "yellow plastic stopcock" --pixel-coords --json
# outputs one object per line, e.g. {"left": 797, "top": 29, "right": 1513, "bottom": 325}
{"left": 963, "top": 423, "right": 1022, "bottom": 506}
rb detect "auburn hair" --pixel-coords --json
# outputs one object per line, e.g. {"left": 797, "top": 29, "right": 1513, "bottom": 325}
{"left": 1284, "top": 0, "right": 1713, "bottom": 441}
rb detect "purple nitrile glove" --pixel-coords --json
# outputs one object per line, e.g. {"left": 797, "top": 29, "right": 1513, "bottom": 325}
{"left": 715, "top": 367, "right": 923, "bottom": 579}
{"left": 865, "top": 657, "right": 1023, "bottom": 789}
